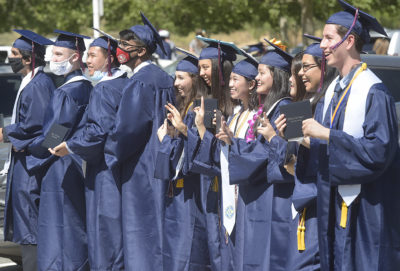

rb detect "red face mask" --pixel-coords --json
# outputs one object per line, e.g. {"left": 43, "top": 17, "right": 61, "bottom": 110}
{"left": 116, "top": 47, "right": 138, "bottom": 64}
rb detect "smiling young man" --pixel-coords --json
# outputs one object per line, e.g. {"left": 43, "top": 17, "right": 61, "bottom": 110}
{"left": 301, "top": 1, "right": 400, "bottom": 270}
{"left": 104, "top": 12, "right": 175, "bottom": 270}
{"left": 0, "top": 30, "right": 55, "bottom": 271}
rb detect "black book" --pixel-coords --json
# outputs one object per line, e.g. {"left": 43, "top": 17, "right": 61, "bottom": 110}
{"left": 194, "top": 98, "right": 218, "bottom": 129}
{"left": 280, "top": 100, "right": 312, "bottom": 141}
{"left": 41, "top": 123, "right": 69, "bottom": 149}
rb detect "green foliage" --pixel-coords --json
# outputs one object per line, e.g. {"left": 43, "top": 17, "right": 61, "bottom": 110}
{"left": 0, "top": 0, "right": 399, "bottom": 37}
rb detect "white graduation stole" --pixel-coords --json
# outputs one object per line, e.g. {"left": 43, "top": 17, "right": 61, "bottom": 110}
{"left": 221, "top": 109, "right": 254, "bottom": 235}
{"left": 323, "top": 67, "right": 381, "bottom": 208}
{"left": 0, "top": 67, "right": 42, "bottom": 176}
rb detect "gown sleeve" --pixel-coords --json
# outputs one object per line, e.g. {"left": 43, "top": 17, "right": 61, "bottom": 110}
{"left": 67, "top": 84, "right": 120, "bottom": 164}
{"left": 4, "top": 79, "right": 53, "bottom": 150}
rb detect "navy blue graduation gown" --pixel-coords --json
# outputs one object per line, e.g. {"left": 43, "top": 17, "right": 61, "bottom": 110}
{"left": 67, "top": 70, "right": 128, "bottom": 270}
{"left": 228, "top": 98, "right": 294, "bottom": 271}
{"left": 104, "top": 63, "right": 175, "bottom": 270}
{"left": 3, "top": 70, "right": 54, "bottom": 244}
{"left": 314, "top": 80, "right": 400, "bottom": 271}
{"left": 27, "top": 70, "right": 92, "bottom": 271}
{"left": 186, "top": 126, "right": 223, "bottom": 271}
{"left": 271, "top": 136, "right": 320, "bottom": 271}
{"left": 155, "top": 111, "right": 212, "bottom": 271}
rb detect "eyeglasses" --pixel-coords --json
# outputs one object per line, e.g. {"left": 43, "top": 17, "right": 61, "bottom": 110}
{"left": 118, "top": 40, "right": 141, "bottom": 49}
{"left": 301, "top": 64, "right": 319, "bottom": 72}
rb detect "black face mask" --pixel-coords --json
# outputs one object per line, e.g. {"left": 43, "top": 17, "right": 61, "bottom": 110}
{"left": 9, "top": 57, "right": 24, "bottom": 73}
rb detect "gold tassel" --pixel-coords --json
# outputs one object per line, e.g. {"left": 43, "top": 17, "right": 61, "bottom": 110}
{"left": 167, "top": 180, "right": 174, "bottom": 198}
{"left": 340, "top": 200, "right": 348, "bottom": 228}
{"left": 297, "top": 208, "right": 306, "bottom": 251}
{"left": 176, "top": 178, "right": 184, "bottom": 188}
{"left": 212, "top": 176, "right": 219, "bottom": 192}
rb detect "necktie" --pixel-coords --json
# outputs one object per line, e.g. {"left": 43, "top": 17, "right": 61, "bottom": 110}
{"left": 331, "top": 80, "right": 342, "bottom": 112}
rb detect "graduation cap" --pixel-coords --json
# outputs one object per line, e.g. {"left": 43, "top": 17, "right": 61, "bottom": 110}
{"left": 326, "top": 0, "right": 388, "bottom": 44}
{"left": 54, "top": 29, "right": 90, "bottom": 71}
{"left": 175, "top": 47, "right": 198, "bottom": 74}
{"left": 13, "top": 29, "right": 54, "bottom": 78}
{"left": 91, "top": 28, "right": 119, "bottom": 76}
{"left": 197, "top": 36, "right": 238, "bottom": 62}
{"left": 129, "top": 12, "right": 166, "bottom": 55}
{"left": 247, "top": 42, "right": 264, "bottom": 54}
{"left": 304, "top": 43, "right": 323, "bottom": 59}
{"left": 303, "top": 34, "right": 322, "bottom": 43}
{"left": 54, "top": 29, "right": 90, "bottom": 52}
{"left": 232, "top": 50, "right": 259, "bottom": 80}
{"left": 260, "top": 38, "right": 292, "bottom": 73}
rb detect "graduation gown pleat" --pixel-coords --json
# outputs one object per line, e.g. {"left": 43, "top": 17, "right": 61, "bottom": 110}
{"left": 67, "top": 71, "right": 129, "bottom": 271}
{"left": 104, "top": 64, "right": 175, "bottom": 271}
{"left": 27, "top": 70, "right": 92, "bottom": 271}
{"left": 3, "top": 70, "right": 54, "bottom": 244}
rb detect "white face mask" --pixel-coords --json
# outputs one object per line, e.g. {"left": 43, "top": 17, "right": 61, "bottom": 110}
{"left": 84, "top": 61, "right": 108, "bottom": 82}
{"left": 50, "top": 54, "right": 75, "bottom": 76}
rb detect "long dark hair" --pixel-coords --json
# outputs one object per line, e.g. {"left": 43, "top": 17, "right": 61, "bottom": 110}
{"left": 291, "top": 51, "right": 308, "bottom": 102}
{"left": 245, "top": 77, "right": 258, "bottom": 111}
{"left": 310, "top": 56, "right": 338, "bottom": 113}
{"left": 262, "top": 66, "right": 291, "bottom": 113}
{"left": 176, "top": 72, "right": 208, "bottom": 117}
{"left": 210, "top": 58, "right": 237, "bottom": 117}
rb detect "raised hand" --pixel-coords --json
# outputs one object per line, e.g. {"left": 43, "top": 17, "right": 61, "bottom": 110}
{"left": 274, "top": 113, "right": 286, "bottom": 138}
{"left": 256, "top": 112, "right": 277, "bottom": 142}
{"left": 193, "top": 96, "right": 206, "bottom": 139}
{"left": 216, "top": 116, "right": 233, "bottom": 145}
{"left": 165, "top": 103, "right": 187, "bottom": 136}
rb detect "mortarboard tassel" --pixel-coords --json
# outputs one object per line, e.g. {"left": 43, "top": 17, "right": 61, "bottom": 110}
{"left": 176, "top": 178, "right": 184, "bottom": 188}
{"left": 167, "top": 180, "right": 174, "bottom": 198}
{"left": 297, "top": 208, "right": 306, "bottom": 251}
{"left": 340, "top": 200, "right": 348, "bottom": 228}
{"left": 31, "top": 41, "right": 35, "bottom": 78}
{"left": 330, "top": 8, "right": 359, "bottom": 51}
{"left": 76, "top": 37, "right": 86, "bottom": 72}
{"left": 217, "top": 42, "right": 225, "bottom": 87}
{"left": 211, "top": 176, "right": 219, "bottom": 192}
{"left": 317, "top": 53, "right": 326, "bottom": 93}
{"left": 107, "top": 38, "right": 112, "bottom": 76}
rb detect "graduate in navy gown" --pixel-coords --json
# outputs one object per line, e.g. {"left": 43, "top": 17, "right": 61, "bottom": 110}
{"left": 50, "top": 33, "right": 128, "bottom": 270}
{"left": 0, "top": 30, "right": 54, "bottom": 271}
{"left": 302, "top": 1, "right": 400, "bottom": 270}
{"left": 27, "top": 30, "right": 92, "bottom": 271}
{"left": 214, "top": 39, "right": 293, "bottom": 271}
{"left": 166, "top": 38, "right": 238, "bottom": 271}
{"left": 189, "top": 51, "right": 259, "bottom": 271}
{"left": 155, "top": 49, "right": 212, "bottom": 270}
{"left": 264, "top": 42, "right": 337, "bottom": 271}
{"left": 103, "top": 12, "right": 175, "bottom": 270}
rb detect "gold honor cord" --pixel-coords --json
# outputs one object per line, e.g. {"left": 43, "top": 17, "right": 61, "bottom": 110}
{"left": 329, "top": 63, "right": 367, "bottom": 229}
{"left": 297, "top": 208, "right": 307, "bottom": 251}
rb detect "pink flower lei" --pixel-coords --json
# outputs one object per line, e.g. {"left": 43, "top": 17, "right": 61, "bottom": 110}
{"left": 246, "top": 103, "right": 263, "bottom": 143}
